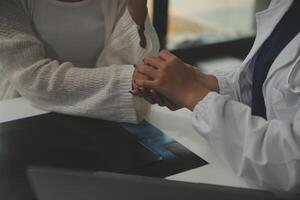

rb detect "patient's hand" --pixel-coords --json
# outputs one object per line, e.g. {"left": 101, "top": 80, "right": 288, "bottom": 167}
{"left": 132, "top": 67, "right": 157, "bottom": 104}
{"left": 134, "top": 50, "right": 212, "bottom": 111}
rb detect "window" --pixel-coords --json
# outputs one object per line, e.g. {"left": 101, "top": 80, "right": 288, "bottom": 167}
{"left": 150, "top": 0, "right": 270, "bottom": 63}
{"left": 167, "top": 0, "right": 256, "bottom": 50}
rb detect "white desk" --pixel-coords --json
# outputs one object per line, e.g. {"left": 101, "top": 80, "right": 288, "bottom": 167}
{"left": 0, "top": 97, "right": 251, "bottom": 189}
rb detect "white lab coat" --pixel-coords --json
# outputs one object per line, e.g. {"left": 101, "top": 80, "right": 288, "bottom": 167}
{"left": 192, "top": 0, "right": 300, "bottom": 193}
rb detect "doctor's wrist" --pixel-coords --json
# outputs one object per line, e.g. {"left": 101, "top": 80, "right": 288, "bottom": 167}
{"left": 183, "top": 85, "right": 211, "bottom": 111}
{"left": 196, "top": 72, "right": 219, "bottom": 93}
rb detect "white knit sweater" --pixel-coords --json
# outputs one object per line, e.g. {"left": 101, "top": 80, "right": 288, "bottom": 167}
{"left": 0, "top": 0, "right": 160, "bottom": 123}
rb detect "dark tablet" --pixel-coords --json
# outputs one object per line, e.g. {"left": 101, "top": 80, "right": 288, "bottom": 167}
{"left": 0, "top": 113, "right": 207, "bottom": 199}
{"left": 28, "top": 167, "right": 277, "bottom": 200}
{"left": 0, "top": 113, "right": 160, "bottom": 172}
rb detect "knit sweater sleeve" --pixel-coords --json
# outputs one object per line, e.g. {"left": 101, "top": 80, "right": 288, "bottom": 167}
{"left": 96, "top": 1, "right": 160, "bottom": 122}
{"left": 97, "top": 5, "right": 160, "bottom": 66}
{"left": 0, "top": 0, "right": 145, "bottom": 123}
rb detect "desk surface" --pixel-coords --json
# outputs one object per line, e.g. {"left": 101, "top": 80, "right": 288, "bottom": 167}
{"left": 0, "top": 97, "right": 250, "bottom": 189}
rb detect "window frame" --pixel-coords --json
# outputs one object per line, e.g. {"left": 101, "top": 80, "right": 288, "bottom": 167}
{"left": 151, "top": 0, "right": 256, "bottom": 63}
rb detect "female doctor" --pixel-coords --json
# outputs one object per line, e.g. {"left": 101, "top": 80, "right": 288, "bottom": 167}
{"left": 134, "top": 0, "right": 300, "bottom": 193}
{"left": 0, "top": 0, "right": 159, "bottom": 123}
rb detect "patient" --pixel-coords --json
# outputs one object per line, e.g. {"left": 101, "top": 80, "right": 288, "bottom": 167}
{"left": 0, "top": 0, "right": 159, "bottom": 123}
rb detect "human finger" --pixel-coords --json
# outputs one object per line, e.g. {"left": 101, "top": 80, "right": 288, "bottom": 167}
{"left": 159, "top": 49, "right": 176, "bottom": 61}
{"left": 139, "top": 88, "right": 156, "bottom": 104}
{"left": 130, "top": 88, "right": 143, "bottom": 97}
{"left": 143, "top": 56, "right": 164, "bottom": 69}
{"left": 135, "top": 79, "right": 158, "bottom": 90}
{"left": 149, "top": 90, "right": 166, "bottom": 107}
{"left": 135, "top": 64, "right": 157, "bottom": 79}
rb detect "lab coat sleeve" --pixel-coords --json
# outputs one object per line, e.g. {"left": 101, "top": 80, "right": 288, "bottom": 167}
{"left": 213, "top": 70, "right": 242, "bottom": 101}
{"left": 192, "top": 92, "right": 300, "bottom": 193}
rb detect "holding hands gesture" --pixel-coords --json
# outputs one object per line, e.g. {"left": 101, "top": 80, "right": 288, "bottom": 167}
{"left": 133, "top": 50, "right": 219, "bottom": 111}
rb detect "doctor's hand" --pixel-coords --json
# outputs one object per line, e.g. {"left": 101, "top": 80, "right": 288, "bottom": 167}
{"left": 132, "top": 67, "right": 182, "bottom": 110}
{"left": 134, "top": 50, "right": 212, "bottom": 111}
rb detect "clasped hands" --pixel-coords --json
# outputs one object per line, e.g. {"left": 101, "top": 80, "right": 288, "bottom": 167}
{"left": 131, "top": 50, "right": 218, "bottom": 111}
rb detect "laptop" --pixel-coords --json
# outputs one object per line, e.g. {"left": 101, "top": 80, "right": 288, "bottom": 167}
{"left": 28, "top": 167, "right": 277, "bottom": 200}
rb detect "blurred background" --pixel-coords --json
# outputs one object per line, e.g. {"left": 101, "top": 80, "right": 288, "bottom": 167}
{"left": 147, "top": 0, "right": 270, "bottom": 73}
